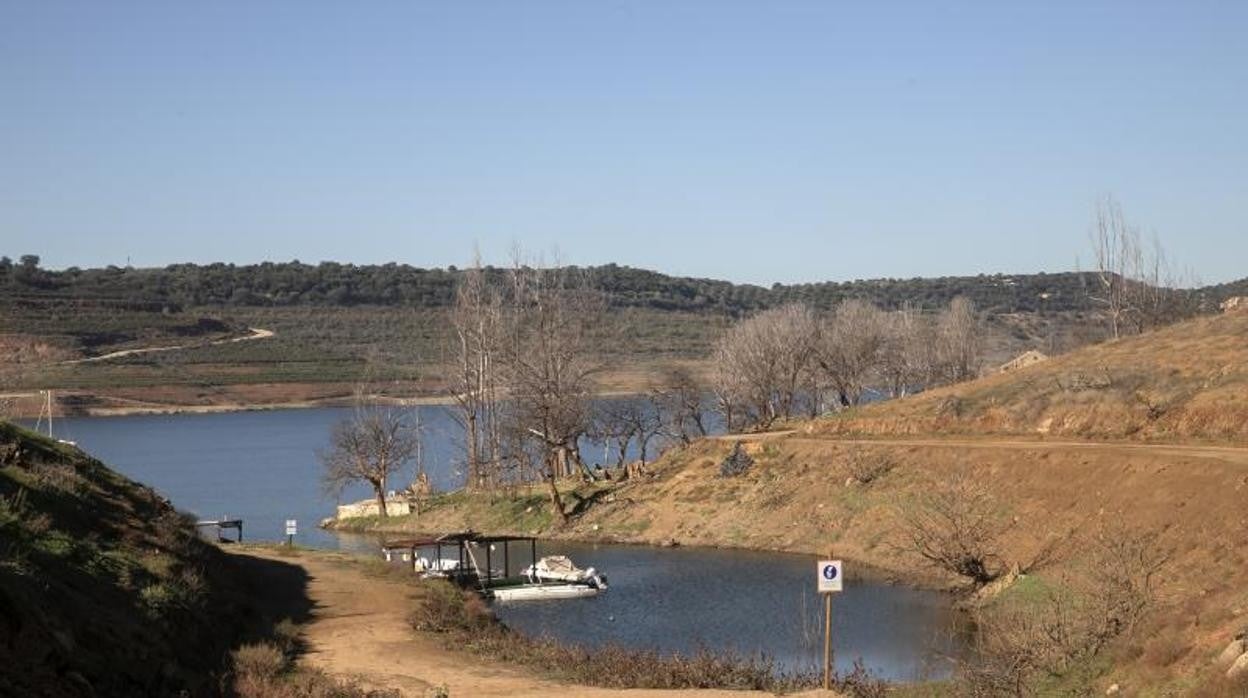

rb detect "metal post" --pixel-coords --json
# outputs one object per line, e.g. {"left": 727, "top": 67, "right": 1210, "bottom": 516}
{"left": 486, "top": 543, "right": 493, "bottom": 585}
{"left": 504, "top": 541, "right": 510, "bottom": 578}
{"left": 823, "top": 593, "right": 833, "bottom": 689}
{"left": 823, "top": 547, "right": 834, "bottom": 690}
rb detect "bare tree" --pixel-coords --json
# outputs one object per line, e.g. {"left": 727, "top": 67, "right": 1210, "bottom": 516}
{"left": 592, "top": 397, "right": 663, "bottom": 473}
{"left": 710, "top": 304, "right": 819, "bottom": 430}
{"left": 320, "top": 401, "right": 421, "bottom": 519}
{"left": 649, "top": 366, "right": 708, "bottom": 446}
{"left": 900, "top": 473, "right": 1009, "bottom": 587}
{"left": 877, "top": 304, "right": 931, "bottom": 398}
{"left": 818, "top": 299, "right": 887, "bottom": 409}
{"left": 498, "top": 257, "right": 604, "bottom": 523}
{"left": 932, "top": 296, "right": 982, "bottom": 384}
{"left": 447, "top": 253, "right": 503, "bottom": 490}
{"left": 1089, "top": 195, "right": 1137, "bottom": 340}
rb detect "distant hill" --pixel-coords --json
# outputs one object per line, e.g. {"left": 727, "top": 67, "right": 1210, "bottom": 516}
{"left": 7, "top": 257, "right": 1227, "bottom": 315}
{"left": 814, "top": 306, "right": 1248, "bottom": 443}
{"left": 2, "top": 257, "right": 1241, "bottom": 401}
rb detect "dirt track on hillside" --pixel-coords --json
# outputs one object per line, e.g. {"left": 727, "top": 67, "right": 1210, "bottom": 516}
{"left": 61, "top": 326, "right": 275, "bottom": 364}
{"left": 717, "top": 431, "right": 1248, "bottom": 465}
{"left": 241, "top": 549, "right": 836, "bottom": 698}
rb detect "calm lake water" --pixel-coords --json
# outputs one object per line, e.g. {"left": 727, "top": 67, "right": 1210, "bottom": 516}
{"left": 26, "top": 405, "right": 968, "bottom": 681}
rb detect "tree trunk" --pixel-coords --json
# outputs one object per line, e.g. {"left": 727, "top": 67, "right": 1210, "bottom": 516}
{"left": 374, "top": 486, "right": 388, "bottom": 519}
{"left": 545, "top": 454, "right": 568, "bottom": 524}
{"left": 466, "top": 412, "right": 480, "bottom": 489}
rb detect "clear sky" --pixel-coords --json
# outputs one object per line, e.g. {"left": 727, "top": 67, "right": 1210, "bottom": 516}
{"left": 1, "top": 1, "right": 1244, "bottom": 285}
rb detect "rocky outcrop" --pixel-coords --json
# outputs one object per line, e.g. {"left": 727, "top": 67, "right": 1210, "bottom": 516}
{"left": 1215, "top": 633, "right": 1248, "bottom": 681}
{"left": 997, "top": 350, "right": 1048, "bottom": 373}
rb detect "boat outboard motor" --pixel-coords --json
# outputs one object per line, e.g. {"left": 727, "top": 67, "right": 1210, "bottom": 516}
{"left": 585, "top": 568, "right": 608, "bottom": 590}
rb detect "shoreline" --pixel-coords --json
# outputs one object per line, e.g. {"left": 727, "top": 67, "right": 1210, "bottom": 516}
{"left": 320, "top": 482, "right": 956, "bottom": 590}
{"left": 4, "top": 386, "right": 657, "bottom": 420}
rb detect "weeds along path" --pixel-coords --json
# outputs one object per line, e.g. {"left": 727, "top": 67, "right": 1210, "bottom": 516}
{"left": 714, "top": 431, "right": 1248, "bottom": 466}
{"left": 238, "top": 548, "right": 826, "bottom": 698}
{"left": 62, "top": 326, "right": 275, "bottom": 364}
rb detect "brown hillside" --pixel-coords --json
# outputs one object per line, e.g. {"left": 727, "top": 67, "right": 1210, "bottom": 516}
{"left": 0, "top": 423, "right": 306, "bottom": 696}
{"left": 814, "top": 310, "right": 1248, "bottom": 442}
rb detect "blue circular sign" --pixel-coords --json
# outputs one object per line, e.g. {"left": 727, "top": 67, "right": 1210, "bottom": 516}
{"left": 822, "top": 564, "right": 838, "bottom": 580}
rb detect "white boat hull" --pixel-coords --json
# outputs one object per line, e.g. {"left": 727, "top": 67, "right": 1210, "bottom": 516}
{"left": 490, "top": 584, "right": 601, "bottom": 602}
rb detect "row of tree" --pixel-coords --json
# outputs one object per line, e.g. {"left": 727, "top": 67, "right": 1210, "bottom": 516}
{"left": 711, "top": 298, "right": 982, "bottom": 431}
{"left": 3, "top": 253, "right": 1157, "bottom": 316}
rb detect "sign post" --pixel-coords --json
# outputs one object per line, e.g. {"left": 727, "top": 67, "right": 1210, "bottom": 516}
{"left": 817, "top": 555, "right": 843, "bottom": 690}
{"left": 285, "top": 519, "right": 297, "bottom": 547}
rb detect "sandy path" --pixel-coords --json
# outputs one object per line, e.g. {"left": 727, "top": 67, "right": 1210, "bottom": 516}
{"left": 62, "top": 327, "right": 274, "bottom": 364}
{"left": 245, "top": 550, "right": 833, "bottom": 698}
{"left": 716, "top": 431, "right": 1248, "bottom": 465}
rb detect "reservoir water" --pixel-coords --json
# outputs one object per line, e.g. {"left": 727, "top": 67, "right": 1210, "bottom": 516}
{"left": 28, "top": 406, "right": 968, "bottom": 681}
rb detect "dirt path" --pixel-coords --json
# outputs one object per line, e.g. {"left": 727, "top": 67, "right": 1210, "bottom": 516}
{"left": 716, "top": 431, "right": 1248, "bottom": 465}
{"left": 243, "top": 549, "right": 833, "bottom": 698}
{"left": 62, "top": 327, "right": 274, "bottom": 364}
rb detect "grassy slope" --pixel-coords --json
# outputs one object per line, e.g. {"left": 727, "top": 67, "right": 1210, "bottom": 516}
{"left": 0, "top": 422, "right": 296, "bottom": 696}
{"left": 814, "top": 309, "right": 1248, "bottom": 443}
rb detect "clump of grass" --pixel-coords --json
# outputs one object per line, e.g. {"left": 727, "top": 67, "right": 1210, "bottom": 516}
{"left": 718, "top": 441, "right": 754, "bottom": 478}
{"left": 230, "top": 625, "right": 400, "bottom": 698}
{"left": 844, "top": 449, "right": 896, "bottom": 485}
{"left": 407, "top": 580, "right": 492, "bottom": 633}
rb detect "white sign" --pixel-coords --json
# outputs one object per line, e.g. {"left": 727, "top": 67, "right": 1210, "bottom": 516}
{"left": 817, "top": 559, "right": 843, "bottom": 593}
{"left": 285, "top": 519, "right": 297, "bottom": 536}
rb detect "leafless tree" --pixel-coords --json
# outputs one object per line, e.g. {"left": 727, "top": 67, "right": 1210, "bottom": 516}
{"left": 877, "top": 304, "right": 931, "bottom": 398}
{"left": 1089, "top": 195, "right": 1137, "bottom": 340}
{"left": 592, "top": 397, "right": 663, "bottom": 473}
{"left": 818, "top": 299, "right": 887, "bottom": 409}
{"left": 960, "top": 525, "right": 1169, "bottom": 696}
{"left": 710, "top": 304, "right": 819, "bottom": 430}
{"left": 320, "top": 400, "right": 421, "bottom": 519}
{"left": 447, "top": 252, "right": 504, "bottom": 490}
{"left": 498, "top": 256, "right": 604, "bottom": 523}
{"left": 900, "top": 472, "right": 1009, "bottom": 587}
{"left": 1088, "top": 196, "right": 1196, "bottom": 338}
{"left": 649, "top": 366, "right": 708, "bottom": 446}
{"left": 932, "top": 296, "right": 982, "bottom": 384}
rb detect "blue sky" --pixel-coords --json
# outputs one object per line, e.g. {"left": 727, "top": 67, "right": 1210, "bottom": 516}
{"left": 1, "top": 1, "right": 1244, "bottom": 284}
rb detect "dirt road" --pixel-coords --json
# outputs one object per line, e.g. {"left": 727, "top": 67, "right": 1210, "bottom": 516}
{"left": 242, "top": 549, "right": 835, "bottom": 698}
{"left": 62, "top": 327, "right": 274, "bottom": 364}
{"left": 717, "top": 431, "right": 1248, "bottom": 465}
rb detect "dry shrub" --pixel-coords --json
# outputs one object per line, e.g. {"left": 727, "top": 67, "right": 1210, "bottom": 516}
{"left": 844, "top": 449, "right": 895, "bottom": 485}
{"left": 407, "top": 580, "right": 491, "bottom": 633}
{"left": 899, "top": 472, "right": 1010, "bottom": 587}
{"left": 1140, "top": 632, "right": 1188, "bottom": 668}
{"left": 233, "top": 642, "right": 287, "bottom": 683}
{"left": 30, "top": 461, "right": 86, "bottom": 495}
{"left": 959, "top": 525, "right": 1170, "bottom": 695}
{"left": 718, "top": 441, "right": 754, "bottom": 478}
{"left": 231, "top": 639, "right": 399, "bottom": 698}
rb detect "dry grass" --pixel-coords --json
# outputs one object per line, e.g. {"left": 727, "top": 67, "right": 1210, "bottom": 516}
{"left": 229, "top": 626, "right": 401, "bottom": 698}
{"left": 814, "top": 310, "right": 1248, "bottom": 443}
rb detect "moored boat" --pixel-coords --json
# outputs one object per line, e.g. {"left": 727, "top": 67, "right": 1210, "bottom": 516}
{"left": 380, "top": 531, "right": 609, "bottom": 601}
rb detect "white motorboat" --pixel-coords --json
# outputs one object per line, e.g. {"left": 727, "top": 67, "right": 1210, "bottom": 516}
{"left": 380, "top": 532, "right": 609, "bottom": 602}
{"left": 489, "top": 582, "right": 601, "bottom": 602}
{"left": 522, "top": 555, "right": 609, "bottom": 590}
